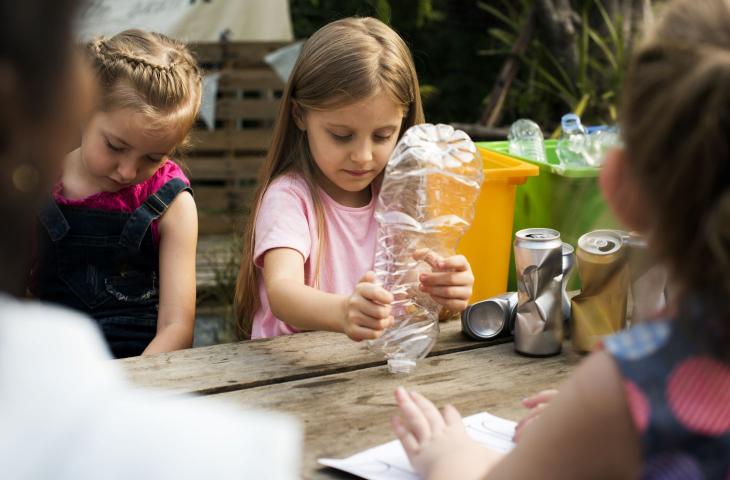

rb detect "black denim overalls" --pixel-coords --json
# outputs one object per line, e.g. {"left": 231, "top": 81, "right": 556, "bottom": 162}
{"left": 32, "top": 178, "right": 191, "bottom": 358}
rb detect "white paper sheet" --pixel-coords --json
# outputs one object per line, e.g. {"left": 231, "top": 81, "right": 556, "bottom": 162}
{"left": 318, "top": 412, "right": 516, "bottom": 480}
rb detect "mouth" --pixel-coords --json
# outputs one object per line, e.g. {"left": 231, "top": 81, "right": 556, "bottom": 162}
{"left": 344, "top": 169, "right": 372, "bottom": 178}
{"left": 108, "top": 177, "right": 132, "bottom": 188}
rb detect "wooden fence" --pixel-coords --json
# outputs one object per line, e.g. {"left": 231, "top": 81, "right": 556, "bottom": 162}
{"left": 187, "top": 42, "right": 288, "bottom": 235}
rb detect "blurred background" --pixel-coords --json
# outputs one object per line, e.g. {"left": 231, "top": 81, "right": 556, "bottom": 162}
{"left": 77, "top": 0, "right": 656, "bottom": 345}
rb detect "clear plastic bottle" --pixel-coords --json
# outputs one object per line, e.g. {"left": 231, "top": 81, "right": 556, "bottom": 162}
{"left": 556, "top": 113, "right": 589, "bottom": 166}
{"left": 508, "top": 119, "right": 547, "bottom": 163}
{"left": 584, "top": 126, "right": 620, "bottom": 167}
{"left": 368, "top": 124, "right": 483, "bottom": 374}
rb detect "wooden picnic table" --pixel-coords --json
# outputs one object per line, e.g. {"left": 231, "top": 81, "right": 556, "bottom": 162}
{"left": 119, "top": 320, "right": 583, "bottom": 479}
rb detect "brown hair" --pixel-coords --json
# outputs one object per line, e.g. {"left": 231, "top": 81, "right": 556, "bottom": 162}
{"left": 621, "top": 0, "right": 730, "bottom": 341}
{"left": 86, "top": 29, "right": 202, "bottom": 151}
{"left": 234, "top": 17, "right": 425, "bottom": 338}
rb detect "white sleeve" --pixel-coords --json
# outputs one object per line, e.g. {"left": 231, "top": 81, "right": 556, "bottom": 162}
{"left": 0, "top": 298, "right": 302, "bottom": 480}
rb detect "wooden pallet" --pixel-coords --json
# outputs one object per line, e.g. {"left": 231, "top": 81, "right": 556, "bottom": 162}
{"left": 186, "top": 42, "right": 288, "bottom": 234}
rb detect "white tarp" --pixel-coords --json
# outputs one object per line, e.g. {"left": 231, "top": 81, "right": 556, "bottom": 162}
{"left": 76, "top": 0, "right": 294, "bottom": 42}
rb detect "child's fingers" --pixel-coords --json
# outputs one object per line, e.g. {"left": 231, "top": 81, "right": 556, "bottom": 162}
{"left": 395, "top": 386, "right": 432, "bottom": 442}
{"left": 442, "top": 403, "right": 464, "bottom": 427}
{"left": 346, "top": 324, "right": 387, "bottom": 342}
{"left": 430, "top": 296, "right": 469, "bottom": 314}
{"left": 409, "top": 390, "right": 445, "bottom": 432}
{"left": 513, "top": 403, "right": 549, "bottom": 442}
{"left": 439, "top": 254, "right": 471, "bottom": 272}
{"left": 350, "top": 295, "right": 392, "bottom": 321}
{"left": 522, "top": 389, "right": 559, "bottom": 409}
{"left": 354, "top": 314, "right": 394, "bottom": 331}
{"left": 419, "top": 270, "right": 474, "bottom": 288}
{"left": 513, "top": 413, "right": 538, "bottom": 443}
{"left": 392, "top": 415, "right": 419, "bottom": 456}
{"left": 357, "top": 281, "right": 394, "bottom": 306}
{"left": 358, "top": 270, "right": 377, "bottom": 283}
{"left": 420, "top": 285, "right": 472, "bottom": 301}
{"left": 412, "top": 248, "right": 444, "bottom": 269}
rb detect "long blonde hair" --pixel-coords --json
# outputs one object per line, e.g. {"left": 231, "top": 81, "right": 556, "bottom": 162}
{"left": 86, "top": 29, "right": 202, "bottom": 150}
{"left": 235, "top": 17, "right": 425, "bottom": 338}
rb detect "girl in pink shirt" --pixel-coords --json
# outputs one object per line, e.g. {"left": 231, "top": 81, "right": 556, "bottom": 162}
{"left": 235, "top": 18, "right": 475, "bottom": 340}
{"left": 31, "top": 30, "right": 201, "bottom": 357}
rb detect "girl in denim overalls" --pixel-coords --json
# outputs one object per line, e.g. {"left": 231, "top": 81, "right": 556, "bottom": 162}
{"left": 31, "top": 30, "right": 201, "bottom": 358}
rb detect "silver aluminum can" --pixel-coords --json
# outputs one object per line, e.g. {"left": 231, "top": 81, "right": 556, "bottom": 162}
{"left": 623, "top": 232, "right": 667, "bottom": 326}
{"left": 461, "top": 292, "right": 517, "bottom": 340}
{"left": 562, "top": 243, "right": 575, "bottom": 326}
{"left": 513, "top": 228, "right": 564, "bottom": 356}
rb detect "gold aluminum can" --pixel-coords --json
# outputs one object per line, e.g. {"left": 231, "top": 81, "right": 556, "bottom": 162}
{"left": 571, "top": 230, "right": 629, "bottom": 353}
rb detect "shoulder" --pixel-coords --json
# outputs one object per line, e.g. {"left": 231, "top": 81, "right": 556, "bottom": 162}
{"left": 138, "top": 159, "right": 191, "bottom": 202}
{"left": 259, "top": 174, "right": 314, "bottom": 215}
{"left": 264, "top": 174, "right": 311, "bottom": 201}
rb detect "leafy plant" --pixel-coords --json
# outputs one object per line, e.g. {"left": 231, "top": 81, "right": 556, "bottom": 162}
{"left": 480, "top": 0, "right": 633, "bottom": 129}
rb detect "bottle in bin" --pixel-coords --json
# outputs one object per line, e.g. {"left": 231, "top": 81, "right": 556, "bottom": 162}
{"left": 508, "top": 119, "right": 547, "bottom": 163}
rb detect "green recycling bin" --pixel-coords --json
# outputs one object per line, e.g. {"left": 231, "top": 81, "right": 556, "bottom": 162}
{"left": 477, "top": 139, "right": 623, "bottom": 290}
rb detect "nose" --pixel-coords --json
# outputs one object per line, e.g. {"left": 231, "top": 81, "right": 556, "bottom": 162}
{"left": 116, "top": 158, "right": 138, "bottom": 183}
{"left": 351, "top": 138, "right": 373, "bottom": 165}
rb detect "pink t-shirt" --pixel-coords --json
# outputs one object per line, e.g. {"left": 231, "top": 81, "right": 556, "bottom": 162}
{"left": 252, "top": 174, "right": 379, "bottom": 339}
{"left": 53, "top": 159, "right": 190, "bottom": 245}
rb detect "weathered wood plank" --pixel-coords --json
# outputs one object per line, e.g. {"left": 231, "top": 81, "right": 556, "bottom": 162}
{"left": 191, "top": 129, "right": 273, "bottom": 151}
{"left": 193, "top": 186, "right": 255, "bottom": 211}
{"left": 210, "top": 342, "right": 582, "bottom": 479}
{"left": 119, "top": 320, "right": 511, "bottom": 396}
{"left": 217, "top": 69, "right": 285, "bottom": 91}
{"left": 216, "top": 98, "right": 280, "bottom": 120}
{"left": 186, "top": 155, "right": 264, "bottom": 181}
{"left": 198, "top": 214, "right": 245, "bottom": 235}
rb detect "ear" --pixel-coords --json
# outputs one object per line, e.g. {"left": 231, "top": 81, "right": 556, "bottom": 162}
{"left": 291, "top": 100, "right": 306, "bottom": 131}
{"left": 599, "top": 148, "right": 650, "bottom": 233}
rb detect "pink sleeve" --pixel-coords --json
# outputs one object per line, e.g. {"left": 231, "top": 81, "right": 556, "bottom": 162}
{"left": 254, "top": 179, "right": 312, "bottom": 268}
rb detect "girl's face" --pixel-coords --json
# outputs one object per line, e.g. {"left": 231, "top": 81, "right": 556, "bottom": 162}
{"left": 295, "top": 91, "right": 405, "bottom": 207}
{"left": 79, "top": 108, "right": 183, "bottom": 192}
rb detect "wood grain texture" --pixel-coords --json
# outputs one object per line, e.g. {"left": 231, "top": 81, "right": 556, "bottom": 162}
{"left": 119, "top": 320, "right": 510, "bottom": 396}
{"left": 209, "top": 341, "right": 582, "bottom": 479}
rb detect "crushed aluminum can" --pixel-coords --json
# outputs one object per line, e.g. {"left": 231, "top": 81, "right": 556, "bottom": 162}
{"left": 461, "top": 292, "right": 517, "bottom": 340}
{"left": 513, "top": 228, "right": 564, "bottom": 356}
{"left": 571, "top": 229, "right": 629, "bottom": 352}
{"left": 562, "top": 242, "right": 575, "bottom": 328}
{"left": 623, "top": 232, "right": 668, "bottom": 326}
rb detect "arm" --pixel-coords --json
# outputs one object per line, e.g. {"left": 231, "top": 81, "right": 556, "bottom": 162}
{"left": 143, "top": 191, "right": 197, "bottom": 355}
{"left": 262, "top": 248, "right": 394, "bottom": 341}
{"left": 394, "top": 351, "right": 641, "bottom": 480}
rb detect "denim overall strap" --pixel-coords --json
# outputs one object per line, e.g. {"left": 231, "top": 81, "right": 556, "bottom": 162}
{"left": 119, "top": 178, "right": 192, "bottom": 250}
{"left": 38, "top": 199, "right": 71, "bottom": 242}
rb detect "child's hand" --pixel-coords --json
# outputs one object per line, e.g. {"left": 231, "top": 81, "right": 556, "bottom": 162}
{"left": 342, "top": 271, "right": 394, "bottom": 342}
{"left": 414, "top": 249, "right": 474, "bottom": 314}
{"left": 392, "top": 387, "right": 492, "bottom": 479}
{"left": 513, "top": 389, "right": 559, "bottom": 442}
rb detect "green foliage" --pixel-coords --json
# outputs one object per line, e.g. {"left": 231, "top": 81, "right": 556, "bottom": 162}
{"left": 481, "top": 0, "right": 630, "bottom": 129}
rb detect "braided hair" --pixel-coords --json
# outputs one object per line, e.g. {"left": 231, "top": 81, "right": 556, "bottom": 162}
{"left": 85, "top": 29, "right": 202, "bottom": 147}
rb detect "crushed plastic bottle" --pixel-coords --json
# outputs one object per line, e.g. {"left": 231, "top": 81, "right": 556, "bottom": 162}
{"left": 508, "top": 119, "right": 547, "bottom": 163}
{"left": 368, "top": 124, "right": 483, "bottom": 374}
{"left": 583, "top": 126, "right": 621, "bottom": 167}
{"left": 556, "top": 113, "right": 589, "bottom": 166}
